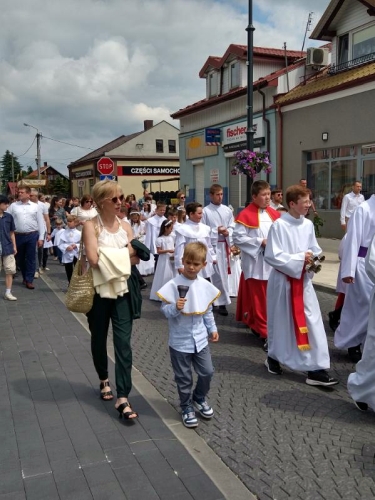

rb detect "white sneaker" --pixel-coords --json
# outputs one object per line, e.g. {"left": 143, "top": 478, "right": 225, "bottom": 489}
{"left": 43, "top": 267, "right": 50, "bottom": 271}
{"left": 39, "top": 268, "right": 44, "bottom": 274}
{"left": 4, "top": 292, "right": 17, "bottom": 301}
{"left": 34, "top": 271, "right": 40, "bottom": 279}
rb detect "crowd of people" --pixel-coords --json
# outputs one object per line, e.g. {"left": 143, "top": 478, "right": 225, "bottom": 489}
{"left": 1, "top": 178, "right": 374, "bottom": 426}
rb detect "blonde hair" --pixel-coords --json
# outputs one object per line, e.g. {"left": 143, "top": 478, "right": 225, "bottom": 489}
{"left": 183, "top": 242, "right": 207, "bottom": 263}
{"left": 92, "top": 180, "right": 122, "bottom": 212}
{"left": 66, "top": 214, "right": 77, "bottom": 223}
{"left": 55, "top": 218, "right": 63, "bottom": 226}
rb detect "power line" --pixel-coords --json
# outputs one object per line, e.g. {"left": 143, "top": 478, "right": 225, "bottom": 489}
{"left": 16, "top": 136, "right": 37, "bottom": 157}
{"left": 42, "top": 135, "right": 94, "bottom": 150}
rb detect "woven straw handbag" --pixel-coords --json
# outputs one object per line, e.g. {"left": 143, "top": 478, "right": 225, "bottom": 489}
{"left": 65, "top": 239, "right": 94, "bottom": 314}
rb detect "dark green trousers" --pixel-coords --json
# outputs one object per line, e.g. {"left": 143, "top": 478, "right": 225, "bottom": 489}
{"left": 87, "top": 293, "right": 133, "bottom": 398}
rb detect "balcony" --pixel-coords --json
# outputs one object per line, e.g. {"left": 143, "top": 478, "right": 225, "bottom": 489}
{"left": 328, "top": 51, "right": 375, "bottom": 75}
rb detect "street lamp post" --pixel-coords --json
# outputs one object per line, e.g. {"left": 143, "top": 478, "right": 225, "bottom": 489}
{"left": 246, "top": 0, "right": 255, "bottom": 203}
{"left": 24, "top": 123, "right": 41, "bottom": 180}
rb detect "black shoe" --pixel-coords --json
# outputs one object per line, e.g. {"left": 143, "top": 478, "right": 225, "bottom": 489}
{"left": 348, "top": 345, "right": 362, "bottom": 364}
{"left": 263, "top": 339, "right": 268, "bottom": 352}
{"left": 328, "top": 310, "right": 340, "bottom": 331}
{"left": 306, "top": 370, "right": 339, "bottom": 386}
{"left": 251, "top": 329, "right": 261, "bottom": 338}
{"left": 140, "top": 283, "right": 147, "bottom": 290}
{"left": 217, "top": 306, "right": 228, "bottom": 316}
{"left": 265, "top": 357, "right": 282, "bottom": 375}
{"left": 354, "top": 401, "right": 368, "bottom": 412}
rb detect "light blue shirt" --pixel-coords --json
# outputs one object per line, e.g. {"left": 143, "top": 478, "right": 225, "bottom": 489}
{"left": 161, "top": 302, "right": 217, "bottom": 353}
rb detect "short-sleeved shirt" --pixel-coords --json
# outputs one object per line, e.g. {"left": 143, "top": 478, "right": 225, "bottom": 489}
{"left": 0, "top": 212, "right": 16, "bottom": 256}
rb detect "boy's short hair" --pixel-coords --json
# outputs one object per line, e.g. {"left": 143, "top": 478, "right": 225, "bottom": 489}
{"left": 186, "top": 202, "right": 202, "bottom": 216}
{"left": 156, "top": 202, "right": 166, "bottom": 209}
{"left": 209, "top": 183, "right": 223, "bottom": 194}
{"left": 285, "top": 185, "right": 310, "bottom": 207}
{"left": 167, "top": 208, "right": 178, "bottom": 217}
{"left": 55, "top": 218, "right": 63, "bottom": 225}
{"left": 251, "top": 180, "right": 270, "bottom": 197}
{"left": 0, "top": 195, "right": 10, "bottom": 205}
{"left": 66, "top": 214, "right": 77, "bottom": 222}
{"left": 183, "top": 242, "right": 207, "bottom": 263}
{"left": 271, "top": 188, "right": 282, "bottom": 196}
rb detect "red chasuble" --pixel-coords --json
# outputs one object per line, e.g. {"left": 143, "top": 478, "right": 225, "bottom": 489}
{"left": 235, "top": 203, "right": 280, "bottom": 228}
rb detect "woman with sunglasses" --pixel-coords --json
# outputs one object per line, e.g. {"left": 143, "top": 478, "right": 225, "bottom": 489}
{"left": 176, "top": 191, "right": 186, "bottom": 207}
{"left": 83, "top": 180, "right": 140, "bottom": 420}
{"left": 71, "top": 194, "right": 98, "bottom": 231}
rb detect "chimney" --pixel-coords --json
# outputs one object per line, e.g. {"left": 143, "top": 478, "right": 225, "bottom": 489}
{"left": 144, "top": 120, "right": 153, "bottom": 131}
{"left": 43, "top": 161, "right": 48, "bottom": 167}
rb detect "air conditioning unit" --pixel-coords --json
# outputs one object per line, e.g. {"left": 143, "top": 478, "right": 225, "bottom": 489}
{"left": 306, "top": 47, "right": 329, "bottom": 67}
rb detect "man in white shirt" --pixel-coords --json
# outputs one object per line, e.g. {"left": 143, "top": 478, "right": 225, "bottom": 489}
{"left": 7, "top": 187, "right": 45, "bottom": 289}
{"left": 340, "top": 181, "right": 365, "bottom": 231}
{"left": 30, "top": 189, "right": 51, "bottom": 277}
{"left": 269, "top": 188, "right": 284, "bottom": 210}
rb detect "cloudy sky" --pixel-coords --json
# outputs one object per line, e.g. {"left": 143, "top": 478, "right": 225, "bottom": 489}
{"left": 1, "top": 0, "right": 330, "bottom": 175}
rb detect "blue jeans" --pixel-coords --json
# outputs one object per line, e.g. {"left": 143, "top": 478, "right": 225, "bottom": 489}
{"left": 15, "top": 232, "right": 39, "bottom": 283}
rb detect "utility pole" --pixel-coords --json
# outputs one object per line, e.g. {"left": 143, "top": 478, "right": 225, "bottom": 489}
{"left": 246, "top": 0, "right": 255, "bottom": 203}
{"left": 36, "top": 132, "right": 41, "bottom": 180}
{"left": 11, "top": 152, "right": 15, "bottom": 183}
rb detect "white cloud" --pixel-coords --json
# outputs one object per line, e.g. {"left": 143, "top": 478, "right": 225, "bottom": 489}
{"left": 0, "top": 0, "right": 330, "bottom": 174}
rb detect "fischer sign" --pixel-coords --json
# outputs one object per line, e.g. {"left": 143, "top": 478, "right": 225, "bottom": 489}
{"left": 222, "top": 118, "right": 263, "bottom": 146}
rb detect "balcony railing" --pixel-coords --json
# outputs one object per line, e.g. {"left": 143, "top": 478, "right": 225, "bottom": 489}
{"left": 328, "top": 51, "right": 375, "bottom": 75}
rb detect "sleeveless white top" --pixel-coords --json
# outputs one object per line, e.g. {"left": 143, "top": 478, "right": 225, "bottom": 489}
{"left": 96, "top": 214, "right": 128, "bottom": 249}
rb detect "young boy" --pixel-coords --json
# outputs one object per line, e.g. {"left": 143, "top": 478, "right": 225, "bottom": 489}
{"left": 144, "top": 202, "right": 167, "bottom": 269}
{"left": 264, "top": 184, "right": 338, "bottom": 386}
{"left": 0, "top": 195, "right": 17, "bottom": 300}
{"left": 157, "top": 242, "right": 220, "bottom": 428}
{"left": 233, "top": 180, "right": 280, "bottom": 350}
{"left": 58, "top": 215, "right": 81, "bottom": 283}
{"left": 51, "top": 218, "right": 64, "bottom": 263}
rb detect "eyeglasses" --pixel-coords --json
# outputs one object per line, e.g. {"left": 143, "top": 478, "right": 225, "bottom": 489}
{"left": 85, "top": 200, "right": 93, "bottom": 204}
{"left": 107, "top": 194, "right": 124, "bottom": 204}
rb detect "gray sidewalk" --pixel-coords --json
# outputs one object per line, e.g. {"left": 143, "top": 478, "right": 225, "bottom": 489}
{"left": 0, "top": 270, "right": 244, "bottom": 500}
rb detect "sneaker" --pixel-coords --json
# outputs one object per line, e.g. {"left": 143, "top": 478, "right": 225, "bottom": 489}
{"left": 193, "top": 399, "right": 214, "bottom": 419}
{"left": 53, "top": 257, "right": 58, "bottom": 261}
{"left": 263, "top": 339, "right": 268, "bottom": 352}
{"left": 354, "top": 401, "right": 368, "bottom": 412}
{"left": 306, "top": 370, "right": 339, "bottom": 387}
{"left": 39, "top": 267, "right": 44, "bottom": 274}
{"left": 182, "top": 407, "right": 198, "bottom": 428}
{"left": 265, "top": 357, "right": 283, "bottom": 375}
{"left": 34, "top": 271, "right": 40, "bottom": 279}
{"left": 4, "top": 292, "right": 17, "bottom": 301}
{"left": 43, "top": 267, "right": 50, "bottom": 271}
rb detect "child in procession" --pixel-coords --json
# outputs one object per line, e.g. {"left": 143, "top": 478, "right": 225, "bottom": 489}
{"left": 150, "top": 220, "right": 176, "bottom": 300}
{"left": 58, "top": 215, "right": 81, "bottom": 283}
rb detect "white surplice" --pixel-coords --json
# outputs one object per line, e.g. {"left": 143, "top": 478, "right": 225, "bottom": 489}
{"left": 174, "top": 219, "right": 216, "bottom": 279}
{"left": 334, "top": 195, "right": 375, "bottom": 349}
{"left": 348, "top": 234, "right": 375, "bottom": 409}
{"left": 264, "top": 213, "right": 330, "bottom": 371}
{"left": 132, "top": 221, "right": 154, "bottom": 276}
{"left": 144, "top": 215, "right": 166, "bottom": 254}
{"left": 150, "top": 235, "right": 176, "bottom": 301}
{"left": 202, "top": 203, "right": 234, "bottom": 305}
{"left": 232, "top": 209, "right": 274, "bottom": 280}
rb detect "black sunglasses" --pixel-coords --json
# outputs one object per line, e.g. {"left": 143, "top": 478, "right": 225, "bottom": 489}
{"left": 108, "top": 194, "right": 124, "bottom": 204}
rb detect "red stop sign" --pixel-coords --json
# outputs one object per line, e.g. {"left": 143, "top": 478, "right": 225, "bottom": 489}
{"left": 97, "top": 157, "right": 115, "bottom": 175}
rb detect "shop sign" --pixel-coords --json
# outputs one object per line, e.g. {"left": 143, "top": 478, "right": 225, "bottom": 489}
{"left": 205, "top": 128, "right": 221, "bottom": 145}
{"left": 121, "top": 167, "right": 180, "bottom": 176}
{"left": 73, "top": 169, "right": 93, "bottom": 179}
{"left": 222, "top": 118, "right": 264, "bottom": 146}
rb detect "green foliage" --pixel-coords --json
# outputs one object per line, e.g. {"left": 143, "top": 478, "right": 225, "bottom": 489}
{"left": 48, "top": 176, "right": 70, "bottom": 197}
{"left": 0, "top": 150, "right": 23, "bottom": 192}
{"left": 313, "top": 214, "right": 324, "bottom": 238}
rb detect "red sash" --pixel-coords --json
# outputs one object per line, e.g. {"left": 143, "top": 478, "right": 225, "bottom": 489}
{"left": 287, "top": 273, "right": 310, "bottom": 351}
{"left": 235, "top": 203, "right": 280, "bottom": 228}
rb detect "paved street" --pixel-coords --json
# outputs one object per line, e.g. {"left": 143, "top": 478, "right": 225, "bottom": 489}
{"left": 2, "top": 253, "right": 375, "bottom": 500}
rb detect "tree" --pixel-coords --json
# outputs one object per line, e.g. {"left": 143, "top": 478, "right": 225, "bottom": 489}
{"left": 49, "top": 176, "right": 70, "bottom": 197}
{"left": 0, "top": 150, "right": 23, "bottom": 193}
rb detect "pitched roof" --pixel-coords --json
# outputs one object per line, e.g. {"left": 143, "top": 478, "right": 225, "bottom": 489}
{"left": 69, "top": 132, "right": 142, "bottom": 167}
{"left": 199, "top": 44, "right": 304, "bottom": 78}
{"left": 311, "top": 0, "right": 375, "bottom": 41}
{"left": 276, "top": 61, "right": 375, "bottom": 106}
{"left": 26, "top": 165, "right": 69, "bottom": 180}
{"left": 171, "top": 59, "right": 306, "bottom": 119}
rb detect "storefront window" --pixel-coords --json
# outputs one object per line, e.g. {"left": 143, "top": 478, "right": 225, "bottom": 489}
{"left": 330, "top": 160, "right": 357, "bottom": 209}
{"left": 363, "top": 159, "right": 375, "bottom": 199}
{"left": 308, "top": 163, "right": 329, "bottom": 209}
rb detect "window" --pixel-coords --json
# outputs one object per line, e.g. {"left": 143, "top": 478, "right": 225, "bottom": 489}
{"left": 353, "top": 24, "right": 375, "bottom": 59}
{"left": 338, "top": 34, "right": 349, "bottom": 65}
{"left": 307, "top": 147, "right": 360, "bottom": 209}
{"left": 168, "top": 140, "right": 176, "bottom": 153}
{"left": 209, "top": 73, "right": 218, "bottom": 97}
{"left": 230, "top": 62, "right": 239, "bottom": 89}
{"left": 156, "top": 139, "right": 163, "bottom": 153}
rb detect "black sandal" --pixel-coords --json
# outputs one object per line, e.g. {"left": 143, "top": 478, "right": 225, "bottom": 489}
{"left": 100, "top": 381, "right": 114, "bottom": 401}
{"left": 116, "top": 401, "right": 138, "bottom": 419}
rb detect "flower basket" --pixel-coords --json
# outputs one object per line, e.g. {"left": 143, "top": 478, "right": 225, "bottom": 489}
{"left": 231, "top": 150, "right": 272, "bottom": 178}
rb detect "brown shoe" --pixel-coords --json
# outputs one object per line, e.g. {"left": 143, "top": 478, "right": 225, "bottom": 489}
{"left": 25, "top": 282, "right": 35, "bottom": 290}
